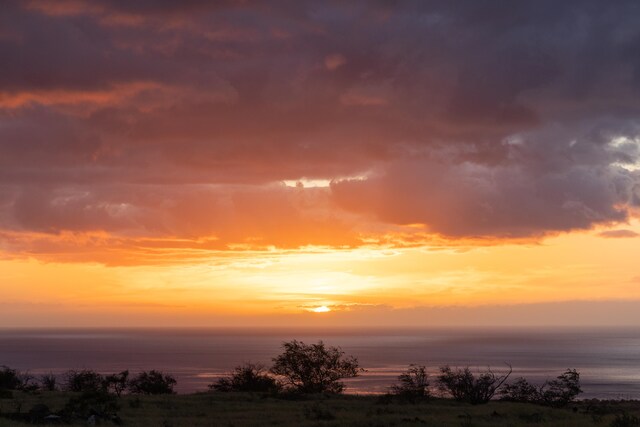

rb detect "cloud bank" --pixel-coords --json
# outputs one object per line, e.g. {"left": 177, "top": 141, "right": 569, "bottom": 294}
{"left": 1, "top": 0, "right": 640, "bottom": 263}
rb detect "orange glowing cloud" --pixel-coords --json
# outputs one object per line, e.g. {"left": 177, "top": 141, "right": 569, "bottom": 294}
{"left": 1, "top": 0, "right": 640, "bottom": 328}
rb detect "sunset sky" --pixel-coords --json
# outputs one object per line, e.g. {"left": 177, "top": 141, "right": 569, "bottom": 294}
{"left": 2, "top": 0, "right": 640, "bottom": 327}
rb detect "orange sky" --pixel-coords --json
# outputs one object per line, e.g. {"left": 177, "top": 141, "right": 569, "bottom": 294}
{"left": 2, "top": 1, "right": 640, "bottom": 327}
{"left": 2, "top": 220, "right": 640, "bottom": 327}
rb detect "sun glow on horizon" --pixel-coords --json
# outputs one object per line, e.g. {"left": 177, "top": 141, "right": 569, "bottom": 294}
{"left": 1, "top": 220, "right": 640, "bottom": 327}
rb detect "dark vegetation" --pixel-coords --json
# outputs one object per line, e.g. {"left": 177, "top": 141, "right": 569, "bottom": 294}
{"left": 39, "top": 374, "right": 56, "bottom": 392}
{"left": 210, "top": 363, "right": 279, "bottom": 393}
{"left": 1, "top": 340, "right": 638, "bottom": 426}
{"left": 0, "top": 365, "right": 175, "bottom": 424}
{"left": 63, "top": 369, "right": 105, "bottom": 393}
{"left": 501, "top": 369, "right": 583, "bottom": 407}
{"left": 127, "top": 370, "right": 176, "bottom": 395}
{"left": 270, "top": 340, "right": 364, "bottom": 393}
{"left": 610, "top": 412, "right": 640, "bottom": 427}
{"left": 211, "top": 340, "right": 362, "bottom": 394}
{"left": 104, "top": 371, "right": 129, "bottom": 397}
{"left": 389, "top": 364, "right": 430, "bottom": 402}
{"left": 0, "top": 366, "right": 22, "bottom": 391}
{"left": 437, "top": 364, "right": 513, "bottom": 405}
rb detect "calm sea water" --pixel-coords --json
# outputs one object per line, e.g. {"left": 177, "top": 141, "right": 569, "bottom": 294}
{"left": 1, "top": 327, "right": 640, "bottom": 399}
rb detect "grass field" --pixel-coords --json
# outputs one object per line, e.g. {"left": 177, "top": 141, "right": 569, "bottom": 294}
{"left": 1, "top": 391, "right": 639, "bottom": 426}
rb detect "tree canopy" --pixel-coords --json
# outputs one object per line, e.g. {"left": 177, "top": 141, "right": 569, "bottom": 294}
{"left": 271, "top": 340, "right": 363, "bottom": 394}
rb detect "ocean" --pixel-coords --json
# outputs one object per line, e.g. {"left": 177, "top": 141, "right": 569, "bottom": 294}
{"left": 1, "top": 327, "right": 640, "bottom": 399}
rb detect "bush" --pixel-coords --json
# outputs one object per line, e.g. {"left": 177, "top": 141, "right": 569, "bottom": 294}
{"left": 0, "top": 366, "right": 39, "bottom": 392}
{"left": 210, "top": 363, "right": 279, "bottom": 393}
{"left": 500, "top": 377, "right": 539, "bottom": 402}
{"left": 500, "top": 369, "right": 582, "bottom": 407}
{"left": 40, "top": 373, "right": 57, "bottom": 391}
{"left": 128, "top": 370, "right": 176, "bottom": 395}
{"left": 62, "top": 391, "right": 121, "bottom": 423}
{"left": 271, "top": 340, "right": 363, "bottom": 394}
{"left": 63, "top": 369, "right": 106, "bottom": 393}
{"left": 17, "top": 372, "right": 39, "bottom": 392}
{"left": 390, "top": 365, "right": 430, "bottom": 401}
{"left": 538, "top": 369, "right": 582, "bottom": 407}
{"left": 104, "top": 370, "right": 129, "bottom": 397}
{"left": 437, "top": 365, "right": 512, "bottom": 404}
{"left": 0, "top": 366, "right": 22, "bottom": 390}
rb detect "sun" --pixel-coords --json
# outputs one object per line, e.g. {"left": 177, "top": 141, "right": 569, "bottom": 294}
{"left": 311, "top": 305, "right": 331, "bottom": 313}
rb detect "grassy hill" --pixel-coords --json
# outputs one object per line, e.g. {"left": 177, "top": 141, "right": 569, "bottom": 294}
{"left": 1, "top": 391, "right": 639, "bottom": 426}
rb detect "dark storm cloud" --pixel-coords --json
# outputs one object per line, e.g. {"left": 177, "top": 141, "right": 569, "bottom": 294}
{"left": 1, "top": 0, "right": 640, "bottom": 254}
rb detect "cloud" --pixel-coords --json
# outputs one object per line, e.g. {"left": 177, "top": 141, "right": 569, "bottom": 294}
{"left": 291, "top": 300, "right": 640, "bottom": 328}
{"left": 332, "top": 121, "right": 640, "bottom": 237}
{"left": 1, "top": 1, "right": 640, "bottom": 262}
{"left": 0, "top": 183, "right": 361, "bottom": 252}
{"left": 6, "top": 299, "right": 640, "bottom": 328}
{"left": 598, "top": 229, "right": 639, "bottom": 238}
{"left": 324, "top": 53, "right": 346, "bottom": 71}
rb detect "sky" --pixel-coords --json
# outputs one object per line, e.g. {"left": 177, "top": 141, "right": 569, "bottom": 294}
{"left": 1, "top": 0, "right": 640, "bottom": 327}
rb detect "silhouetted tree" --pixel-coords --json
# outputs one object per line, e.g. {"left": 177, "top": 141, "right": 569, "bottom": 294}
{"left": 210, "top": 362, "right": 280, "bottom": 393}
{"left": 17, "top": 372, "right": 39, "bottom": 392}
{"left": 0, "top": 366, "right": 39, "bottom": 392}
{"left": 437, "top": 365, "right": 512, "bottom": 404}
{"left": 40, "top": 373, "right": 57, "bottom": 391}
{"left": 0, "top": 366, "right": 22, "bottom": 390}
{"left": 271, "top": 340, "right": 363, "bottom": 393}
{"left": 128, "top": 370, "right": 176, "bottom": 395}
{"left": 500, "top": 369, "right": 582, "bottom": 407}
{"left": 538, "top": 369, "right": 582, "bottom": 407}
{"left": 500, "top": 377, "right": 538, "bottom": 402}
{"left": 104, "top": 370, "right": 129, "bottom": 397}
{"left": 63, "top": 370, "right": 106, "bottom": 393}
{"left": 390, "top": 365, "right": 430, "bottom": 401}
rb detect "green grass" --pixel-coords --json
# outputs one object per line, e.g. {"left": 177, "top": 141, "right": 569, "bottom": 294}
{"left": 2, "top": 391, "right": 640, "bottom": 426}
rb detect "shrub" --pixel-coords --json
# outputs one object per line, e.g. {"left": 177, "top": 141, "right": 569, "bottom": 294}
{"left": 390, "top": 365, "right": 430, "bottom": 401}
{"left": 62, "top": 391, "right": 120, "bottom": 423}
{"left": 40, "top": 373, "right": 57, "bottom": 391}
{"left": 501, "top": 369, "right": 582, "bottom": 408}
{"left": 0, "top": 366, "right": 39, "bottom": 392}
{"left": 500, "top": 377, "right": 539, "bottom": 402}
{"left": 63, "top": 370, "right": 106, "bottom": 393}
{"left": 128, "top": 370, "right": 176, "bottom": 395}
{"left": 104, "top": 370, "right": 129, "bottom": 397}
{"left": 0, "top": 366, "right": 22, "bottom": 390}
{"left": 538, "top": 369, "right": 582, "bottom": 407}
{"left": 210, "top": 363, "right": 279, "bottom": 393}
{"left": 271, "top": 340, "right": 364, "bottom": 394}
{"left": 17, "top": 372, "right": 39, "bottom": 392}
{"left": 437, "top": 365, "right": 512, "bottom": 404}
